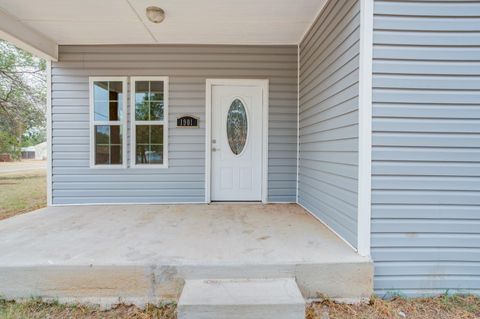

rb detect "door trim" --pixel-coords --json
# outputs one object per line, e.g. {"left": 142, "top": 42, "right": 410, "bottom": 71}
{"left": 205, "top": 79, "right": 269, "bottom": 203}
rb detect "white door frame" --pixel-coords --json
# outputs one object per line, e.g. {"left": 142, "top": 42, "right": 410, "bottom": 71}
{"left": 205, "top": 79, "right": 269, "bottom": 203}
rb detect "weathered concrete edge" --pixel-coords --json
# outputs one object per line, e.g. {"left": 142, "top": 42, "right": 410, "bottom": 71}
{"left": 0, "top": 261, "right": 373, "bottom": 308}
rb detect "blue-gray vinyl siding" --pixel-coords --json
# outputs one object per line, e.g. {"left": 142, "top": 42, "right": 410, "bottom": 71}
{"left": 51, "top": 45, "right": 297, "bottom": 204}
{"left": 372, "top": 0, "right": 480, "bottom": 296}
{"left": 298, "top": 0, "right": 360, "bottom": 248}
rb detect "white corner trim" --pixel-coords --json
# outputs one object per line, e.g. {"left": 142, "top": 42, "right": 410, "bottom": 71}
{"left": 205, "top": 79, "right": 269, "bottom": 204}
{"left": 0, "top": 8, "right": 58, "bottom": 61}
{"left": 296, "top": 44, "right": 300, "bottom": 203}
{"left": 205, "top": 81, "right": 212, "bottom": 203}
{"left": 129, "top": 76, "right": 169, "bottom": 169}
{"left": 88, "top": 76, "right": 128, "bottom": 169}
{"left": 357, "top": 0, "right": 374, "bottom": 258}
{"left": 262, "top": 80, "right": 269, "bottom": 204}
{"left": 46, "top": 60, "right": 53, "bottom": 206}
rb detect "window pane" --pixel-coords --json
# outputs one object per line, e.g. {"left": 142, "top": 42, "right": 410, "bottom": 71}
{"left": 151, "top": 125, "right": 163, "bottom": 144}
{"left": 132, "top": 79, "right": 166, "bottom": 166}
{"left": 136, "top": 145, "right": 163, "bottom": 165}
{"left": 150, "top": 101, "right": 164, "bottom": 121}
{"left": 95, "top": 125, "right": 109, "bottom": 144}
{"left": 109, "top": 101, "right": 119, "bottom": 121}
{"left": 136, "top": 125, "right": 149, "bottom": 144}
{"left": 135, "top": 102, "right": 149, "bottom": 121}
{"left": 110, "top": 125, "right": 122, "bottom": 144}
{"left": 110, "top": 145, "right": 122, "bottom": 164}
{"left": 109, "top": 81, "right": 123, "bottom": 101}
{"left": 94, "top": 81, "right": 108, "bottom": 101}
{"left": 118, "top": 97, "right": 123, "bottom": 119}
{"left": 136, "top": 145, "right": 148, "bottom": 164}
{"left": 95, "top": 145, "right": 109, "bottom": 165}
{"left": 95, "top": 125, "right": 123, "bottom": 165}
{"left": 92, "top": 80, "right": 124, "bottom": 166}
{"left": 94, "top": 100, "right": 109, "bottom": 121}
{"left": 150, "top": 81, "right": 164, "bottom": 101}
{"left": 94, "top": 81, "right": 123, "bottom": 121}
{"left": 149, "top": 145, "right": 163, "bottom": 164}
{"left": 135, "top": 124, "right": 164, "bottom": 165}
{"left": 226, "top": 98, "right": 248, "bottom": 155}
{"left": 151, "top": 92, "right": 163, "bottom": 101}
{"left": 135, "top": 81, "right": 149, "bottom": 104}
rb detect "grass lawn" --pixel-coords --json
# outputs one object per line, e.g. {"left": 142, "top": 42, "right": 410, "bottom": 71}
{"left": 0, "top": 295, "right": 478, "bottom": 319}
{"left": 0, "top": 300, "right": 176, "bottom": 319}
{"left": 0, "top": 169, "right": 46, "bottom": 221}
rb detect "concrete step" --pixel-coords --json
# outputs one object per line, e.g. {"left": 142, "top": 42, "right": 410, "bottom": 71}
{"left": 178, "top": 278, "right": 305, "bottom": 319}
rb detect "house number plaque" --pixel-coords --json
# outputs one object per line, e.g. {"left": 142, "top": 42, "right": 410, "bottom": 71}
{"left": 177, "top": 116, "right": 199, "bottom": 128}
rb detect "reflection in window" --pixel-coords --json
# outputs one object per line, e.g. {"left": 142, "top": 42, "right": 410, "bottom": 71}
{"left": 135, "top": 81, "right": 164, "bottom": 121}
{"left": 91, "top": 79, "right": 125, "bottom": 166}
{"left": 95, "top": 125, "right": 123, "bottom": 165}
{"left": 93, "top": 81, "right": 123, "bottom": 121}
{"left": 227, "top": 98, "right": 248, "bottom": 155}
{"left": 135, "top": 125, "right": 163, "bottom": 164}
{"left": 132, "top": 78, "right": 168, "bottom": 166}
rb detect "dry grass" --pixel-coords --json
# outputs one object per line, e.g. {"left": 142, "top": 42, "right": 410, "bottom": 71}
{"left": 1, "top": 295, "right": 479, "bottom": 319}
{"left": 0, "top": 299, "right": 176, "bottom": 319}
{"left": 307, "top": 294, "right": 480, "bottom": 319}
{"left": 0, "top": 169, "right": 46, "bottom": 220}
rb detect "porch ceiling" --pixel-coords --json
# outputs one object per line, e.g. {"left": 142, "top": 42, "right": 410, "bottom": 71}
{"left": 0, "top": 0, "right": 326, "bottom": 46}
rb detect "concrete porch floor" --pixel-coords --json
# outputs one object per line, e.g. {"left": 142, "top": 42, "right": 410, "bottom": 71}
{"left": 0, "top": 203, "right": 372, "bottom": 306}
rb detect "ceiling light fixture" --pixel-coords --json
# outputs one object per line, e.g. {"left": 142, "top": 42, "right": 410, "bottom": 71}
{"left": 146, "top": 6, "right": 165, "bottom": 23}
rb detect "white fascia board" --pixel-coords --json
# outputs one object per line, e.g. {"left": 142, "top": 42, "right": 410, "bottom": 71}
{"left": 0, "top": 8, "right": 58, "bottom": 61}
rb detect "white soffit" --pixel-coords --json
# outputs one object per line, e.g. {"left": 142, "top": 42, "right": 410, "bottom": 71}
{"left": 0, "top": 0, "right": 327, "bottom": 45}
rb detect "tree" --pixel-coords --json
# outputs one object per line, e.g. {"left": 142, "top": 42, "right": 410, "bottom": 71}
{"left": 0, "top": 40, "right": 46, "bottom": 159}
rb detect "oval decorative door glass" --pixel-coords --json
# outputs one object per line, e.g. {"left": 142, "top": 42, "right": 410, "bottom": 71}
{"left": 226, "top": 98, "right": 248, "bottom": 155}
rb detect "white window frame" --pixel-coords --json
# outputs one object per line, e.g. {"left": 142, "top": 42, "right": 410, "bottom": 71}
{"left": 89, "top": 76, "right": 128, "bottom": 168}
{"left": 130, "top": 76, "right": 169, "bottom": 168}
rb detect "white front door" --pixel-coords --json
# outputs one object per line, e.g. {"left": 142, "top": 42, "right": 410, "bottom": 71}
{"left": 211, "top": 83, "right": 264, "bottom": 201}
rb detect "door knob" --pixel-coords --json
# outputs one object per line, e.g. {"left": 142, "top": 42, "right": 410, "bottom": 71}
{"left": 212, "top": 147, "right": 220, "bottom": 152}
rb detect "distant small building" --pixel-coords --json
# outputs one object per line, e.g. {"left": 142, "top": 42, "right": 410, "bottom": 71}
{"left": 20, "top": 146, "right": 35, "bottom": 159}
{"left": 21, "top": 142, "right": 47, "bottom": 160}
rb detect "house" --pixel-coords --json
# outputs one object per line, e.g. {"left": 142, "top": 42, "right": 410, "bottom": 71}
{"left": 0, "top": 0, "right": 478, "bottom": 317}
{"left": 34, "top": 141, "right": 47, "bottom": 160}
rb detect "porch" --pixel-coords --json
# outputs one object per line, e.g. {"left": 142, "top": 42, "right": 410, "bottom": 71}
{"left": 0, "top": 203, "right": 372, "bottom": 307}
